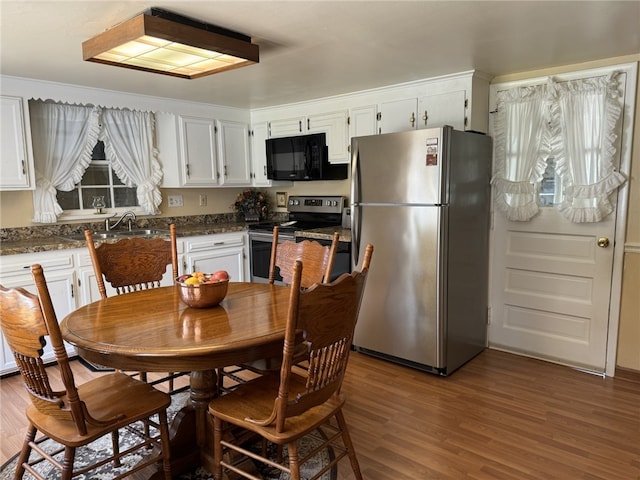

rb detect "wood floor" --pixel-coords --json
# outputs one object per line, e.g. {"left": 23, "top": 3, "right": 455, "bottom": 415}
{"left": 1, "top": 349, "right": 639, "bottom": 479}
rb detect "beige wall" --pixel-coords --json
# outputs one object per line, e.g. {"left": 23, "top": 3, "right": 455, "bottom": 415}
{"left": 0, "top": 180, "right": 350, "bottom": 229}
{"left": 492, "top": 54, "right": 640, "bottom": 372}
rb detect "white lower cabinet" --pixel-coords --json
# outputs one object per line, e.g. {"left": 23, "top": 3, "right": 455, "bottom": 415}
{"left": 183, "top": 232, "right": 247, "bottom": 282}
{"left": 0, "top": 232, "right": 247, "bottom": 375}
{"left": 0, "top": 251, "right": 77, "bottom": 374}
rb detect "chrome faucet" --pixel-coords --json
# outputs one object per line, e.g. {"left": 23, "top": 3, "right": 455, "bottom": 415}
{"left": 105, "top": 211, "right": 136, "bottom": 231}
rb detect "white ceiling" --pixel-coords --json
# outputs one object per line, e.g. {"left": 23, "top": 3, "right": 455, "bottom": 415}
{"left": 1, "top": 1, "right": 639, "bottom": 109}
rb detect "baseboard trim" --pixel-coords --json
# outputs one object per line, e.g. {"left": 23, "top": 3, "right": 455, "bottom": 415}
{"left": 615, "top": 366, "right": 640, "bottom": 383}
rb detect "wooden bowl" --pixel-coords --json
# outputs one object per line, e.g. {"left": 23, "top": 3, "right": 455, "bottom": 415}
{"left": 176, "top": 278, "right": 229, "bottom": 308}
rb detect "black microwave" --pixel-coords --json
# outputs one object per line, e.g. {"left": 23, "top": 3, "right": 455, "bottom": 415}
{"left": 265, "top": 133, "right": 348, "bottom": 181}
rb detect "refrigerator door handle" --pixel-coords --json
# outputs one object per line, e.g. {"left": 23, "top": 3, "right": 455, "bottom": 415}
{"left": 352, "top": 203, "right": 360, "bottom": 266}
{"left": 350, "top": 140, "right": 361, "bottom": 266}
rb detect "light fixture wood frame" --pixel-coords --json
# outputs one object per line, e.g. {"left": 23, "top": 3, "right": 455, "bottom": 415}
{"left": 82, "top": 11, "right": 259, "bottom": 79}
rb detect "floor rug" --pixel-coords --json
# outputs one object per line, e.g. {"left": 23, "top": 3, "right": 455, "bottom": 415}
{"left": 0, "top": 392, "right": 336, "bottom": 480}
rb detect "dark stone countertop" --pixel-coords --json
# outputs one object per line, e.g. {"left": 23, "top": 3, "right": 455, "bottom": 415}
{"left": 0, "top": 216, "right": 351, "bottom": 256}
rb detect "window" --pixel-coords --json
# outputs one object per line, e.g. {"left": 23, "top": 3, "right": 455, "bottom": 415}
{"left": 56, "top": 141, "right": 138, "bottom": 212}
{"left": 538, "top": 157, "right": 563, "bottom": 207}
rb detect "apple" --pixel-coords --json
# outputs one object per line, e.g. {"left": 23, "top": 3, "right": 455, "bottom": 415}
{"left": 177, "top": 274, "right": 191, "bottom": 282}
{"left": 211, "top": 270, "right": 229, "bottom": 281}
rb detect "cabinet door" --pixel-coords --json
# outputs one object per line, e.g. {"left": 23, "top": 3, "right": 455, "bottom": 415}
{"left": 186, "top": 246, "right": 245, "bottom": 283}
{"left": 184, "top": 233, "right": 246, "bottom": 282}
{"left": 218, "top": 120, "right": 251, "bottom": 186}
{"left": 156, "top": 112, "right": 181, "bottom": 188}
{"left": 307, "top": 111, "right": 349, "bottom": 164}
{"left": 418, "top": 90, "right": 466, "bottom": 131}
{"left": 269, "top": 117, "right": 305, "bottom": 138}
{"left": 179, "top": 115, "right": 219, "bottom": 186}
{"left": 1, "top": 96, "right": 33, "bottom": 190}
{"left": 379, "top": 98, "right": 418, "bottom": 133}
{"left": 349, "top": 105, "right": 379, "bottom": 139}
{"left": 251, "top": 122, "right": 270, "bottom": 186}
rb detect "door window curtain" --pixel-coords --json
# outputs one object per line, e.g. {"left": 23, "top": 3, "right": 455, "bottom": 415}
{"left": 99, "top": 109, "right": 161, "bottom": 215}
{"left": 491, "top": 84, "right": 553, "bottom": 221}
{"left": 549, "top": 73, "right": 625, "bottom": 223}
{"left": 492, "top": 73, "right": 625, "bottom": 223}
{"left": 30, "top": 101, "right": 101, "bottom": 223}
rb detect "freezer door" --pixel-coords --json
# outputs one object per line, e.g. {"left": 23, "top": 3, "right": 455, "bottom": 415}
{"left": 351, "top": 128, "right": 448, "bottom": 205}
{"left": 353, "top": 204, "right": 445, "bottom": 368}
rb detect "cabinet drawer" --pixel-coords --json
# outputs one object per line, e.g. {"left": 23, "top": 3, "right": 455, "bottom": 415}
{"left": 0, "top": 251, "right": 75, "bottom": 278}
{"left": 185, "top": 233, "right": 245, "bottom": 253}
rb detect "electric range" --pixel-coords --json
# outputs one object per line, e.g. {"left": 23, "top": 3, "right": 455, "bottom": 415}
{"left": 248, "top": 195, "right": 346, "bottom": 283}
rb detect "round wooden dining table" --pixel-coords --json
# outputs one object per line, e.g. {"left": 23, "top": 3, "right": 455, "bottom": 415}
{"left": 61, "top": 282, "right": 292, "bottom": 477}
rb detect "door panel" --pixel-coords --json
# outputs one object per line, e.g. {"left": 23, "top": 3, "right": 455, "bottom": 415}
{"left": 353, "top": 204, "right": 442, "bottom": 367}
{"left": 353, "top": 129, "right": 445, "bottom": 205}
{"left": 490, "top": 208, "right": 615, "bottom": 372}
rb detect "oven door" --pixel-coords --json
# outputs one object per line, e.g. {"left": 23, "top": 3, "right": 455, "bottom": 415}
{"left": 248, "top": 231, "right": 294, "bottom": 284}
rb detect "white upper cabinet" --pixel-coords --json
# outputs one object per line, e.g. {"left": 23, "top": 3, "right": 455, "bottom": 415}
{"left": 250, "top": 121, "right": 270, "bottom": 186}
{"left": 378, "top": 91, "right": 467, "bottom": 133}
{"left": 1, "top": 96, "right": 35, "bottom": 190}
{"left": 349, "top": 105, "right": 378, "bottom": 138}
{"left": 179, "top": 115, "right": 220, "bottom": 186}
{"left": 217, "top": 120, "right": 251, "bottom": 186}
{"left": 269, "top": 116, "right": 305, "bottom": 137}
{"left": 379, "top": 98, "right": 418, "bottom": 134}
{"left": 418, "top": 90, "right": 466, "bottom": 131}
{"left": 158, "top": 113, "right": 252, "bottom": 188}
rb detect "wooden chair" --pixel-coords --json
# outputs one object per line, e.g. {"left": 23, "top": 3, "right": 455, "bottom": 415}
{"left": 0, "top": 264, "right": 172, "bottom": 480}
{"left": 269, "top": 226, "right": 340, "bottom": 287}
{"left": 209, "top": 244, "right": 374, "bottom": 480}
{"left": 85, "top": 224, "right": 187, "bottom": 394}
{"left": 219, "top": 226, "right": 341, "bottom": 391}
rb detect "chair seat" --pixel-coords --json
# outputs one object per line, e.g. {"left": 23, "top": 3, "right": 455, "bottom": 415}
{"left": 26, "top": 372, "right": 171, "bottom": 447}
{"left": 210, "top": 372, "right": 345, "bottom": 445}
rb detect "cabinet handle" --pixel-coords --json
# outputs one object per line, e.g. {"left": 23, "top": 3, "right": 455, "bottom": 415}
{"left": 423, "top": 110, "right": 428, "bottom": 126}
{"left": 214, "top": 242, "right": 225, "bottom": 246}
{"left": 307, "top": 118, "right": 310, "bottom": 130}
{"left": 410, "top": 112, "right": 416, "bottom": 127}
{"left": 71, "top": 284, "right": 74, "bottom": 298}
{"left": 298, "top": 120, "right": 302, "bottom": 132}
{"left": 224, "top": 165, "right": 228, "bottom": 177}
{"left": 21, "top": 160, "right": 26, "bottom": 175}
{"left": 263, "top": 166, "right": 267, "bottom": 176}
{"left": 186, "top": 164, "right": 190, "bottom": 177}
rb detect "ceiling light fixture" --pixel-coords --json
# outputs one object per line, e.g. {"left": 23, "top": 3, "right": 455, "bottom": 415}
{"left": 82, "top": 8, "right": 259, "bottom": 79}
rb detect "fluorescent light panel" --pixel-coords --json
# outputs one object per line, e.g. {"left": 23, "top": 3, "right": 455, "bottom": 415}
{"left": 82, "top": 10, "right": 259, "bottom": 79}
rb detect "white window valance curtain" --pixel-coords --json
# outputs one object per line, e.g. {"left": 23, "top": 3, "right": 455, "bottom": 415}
{"left": 30, "top": 101, "right": 101, "bottom": 223}
{"left": 31, "top": 101, "right": 161, "bottom": 222}
{"left": 491, "top": 73, "right": 625, "bottom": 223}
{"left": 549, "top": 74, "right": 626, "bottom": 222}
{"left": 491, "top": 84, "right": 553, "bottom": 221}
{"left": 99, "top": 109, "right": 161, "bottom": 215}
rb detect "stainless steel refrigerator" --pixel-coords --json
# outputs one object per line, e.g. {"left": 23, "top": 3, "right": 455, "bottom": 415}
{"left": 350, "top": 126, "right": 492, "bottom": 375}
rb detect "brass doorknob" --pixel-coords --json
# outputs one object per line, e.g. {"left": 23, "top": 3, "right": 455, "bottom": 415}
{"left": 597, "top": 237, "right": 610, "bottom": 248}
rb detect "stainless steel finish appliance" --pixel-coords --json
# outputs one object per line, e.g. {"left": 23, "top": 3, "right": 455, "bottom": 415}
{"left": 350, "top": 126, "right": 492, "bottom": 375}
{"left": 248, "top": 195, "right": 347, "bottom": 284}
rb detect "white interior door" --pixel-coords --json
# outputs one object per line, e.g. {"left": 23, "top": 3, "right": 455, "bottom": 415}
{"left": 489, "top": 207, "right": 617, "bottom": 372}
{"left": 488, "top": 63, "right": 636, "bottom": 375}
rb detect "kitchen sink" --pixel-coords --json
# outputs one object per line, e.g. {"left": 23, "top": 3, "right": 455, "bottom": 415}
{"left": 64, "top": 229, "right": 169, "bottom": 241}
